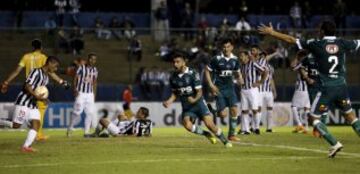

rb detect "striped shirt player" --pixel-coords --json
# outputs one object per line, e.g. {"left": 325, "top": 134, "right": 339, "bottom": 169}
{"left": 291, "top": 66, "right": 311, "bottom": 109}
{"left": 258, "top": 57, "right": 275, "bottom": 108}
{"left": 13, "top": 68, "right": 49, "bottom": 124}
{"left": 68, "top": 54, "right": 98, "bottom": 137}
{"left": 107, "top": 119, "right": 153, "bottom": 137}
{"left": 239, "top": 52, "right": 267, "bottom": 134}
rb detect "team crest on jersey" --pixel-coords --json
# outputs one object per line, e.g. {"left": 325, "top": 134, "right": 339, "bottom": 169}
{"left": 319, "top": 104, "right": 328, "bottom": 112}
{"left": 325, "top": 44, "right": 339, "bottom": 54}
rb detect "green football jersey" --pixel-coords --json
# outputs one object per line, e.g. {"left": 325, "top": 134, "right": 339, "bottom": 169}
{"left": 169, "top": 67, "right": 203, "bottom": 109}
{"left": 207, "top": 53, "right": 240, "bottom": 89}
{"left": 297, "top": 37, "right": 360, "bottom": 86}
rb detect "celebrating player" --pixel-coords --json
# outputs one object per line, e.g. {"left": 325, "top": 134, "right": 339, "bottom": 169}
{"left": 258, "top": 21, "right": 360, "bottom": 158}
{"left": 163, "top": 52, "right": 232, "bottom": 147}
{"left": 204, "top": 38, "right": 243, "bottom": 141}
{"left": 0, "top": 56, "right": 61, "bottom": 152}
{"left": 67, "top": 53, "right": 98, "bottom": 137}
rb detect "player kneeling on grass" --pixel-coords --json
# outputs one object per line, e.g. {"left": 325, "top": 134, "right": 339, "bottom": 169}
{"left": 0, "top": 56, "right": 61, "bottom": 152}
{"left": 94, "top": 107, "right": 152, "bottom": 137}
{"left": 163, "top": 52, "right": 232, "bottom": 148}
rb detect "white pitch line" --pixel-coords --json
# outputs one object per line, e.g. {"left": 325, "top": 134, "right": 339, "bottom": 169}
{"left": 0, "top": 156, "right": 323, "bottom": 169}
{"left": 233, "top": 142, "right": 360, "bottom": 158}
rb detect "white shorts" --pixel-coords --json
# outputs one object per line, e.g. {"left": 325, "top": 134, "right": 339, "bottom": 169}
{"left": 260, "top": 92, "right": 274, "bottom": 108}
{"left": 291, "top": 90, "right": 310, "bottom": 108}
{"left": 13, "top": 105, "right": 40, "bottom": 125}
{"left": 107, "top": 119, "right": 132, "bottom": 135}
{"left": 241, "top": 88, "right": 261, "bottom": 111}
{"left": 73, "top": 92, "right": 96, "bottom": 116}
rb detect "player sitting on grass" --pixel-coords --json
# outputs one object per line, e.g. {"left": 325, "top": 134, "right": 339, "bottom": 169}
{"left": 93, "top": 107, "right": 152, "bottom": 137}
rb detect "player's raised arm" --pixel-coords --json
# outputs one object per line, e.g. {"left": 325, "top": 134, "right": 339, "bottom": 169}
{"left": 1, "top": 66, "right": 23, "bottom": 93}
{"left": 258, "top": 23, "right": 297, "bottom": 44}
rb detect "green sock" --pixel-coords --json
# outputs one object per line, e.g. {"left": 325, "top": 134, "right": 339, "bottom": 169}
{"left": 351, "top": 119, "right": 360, "bottom": 136}
{"left": 228, "top": 117, "right": 238, "bottom": 137}
{"left": 320, "top": 114, "right": 327, "bottom": 124}
{"left": 215, "top": 128, "right": 228, "bottom": 144}
{"left": 313, "top": 120, "right": 337, "bottom": 146}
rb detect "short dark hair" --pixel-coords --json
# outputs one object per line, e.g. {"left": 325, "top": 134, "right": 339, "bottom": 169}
{"left": 171, "top": 51, "right": 186, "bottom": 61}
{"left": 320, "top": 21, "right": 336, "bottom": 36}
{"left": 31, "top": 39, "right": 42, "bottom": 50}
{"left": 88, "top": 53, "right": 97, "bottom": 59}
{"left": 250, "top": 44, "right": 260, "bottom": 49}
{"left": 139, "top": 107, "right": 149, "bottom": 118}
{"left": 46, "top": 56, "right": 60, "bottom": 65}
{"left": 221, "top": 37, "right": 233, "bottom": 45}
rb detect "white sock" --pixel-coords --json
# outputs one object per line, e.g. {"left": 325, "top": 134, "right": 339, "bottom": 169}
{"left": 291, "top": 106, "right": 302, "bottom": 126}
{"left": 23, "top": 129, "right": 37, "bottom": 148}
{"left": 302, "top": 110, "right": 309, "bottom": 130}
{"left": 251, "top": 114, "right": 256, "bottom": 129}
{"left": 0, "top": 119, "right": 13, "bottom": 128}
{"left": 84, "top": 114, "right": 92, "bottom": 134}
{"left": 255, "top": 112, "right": 261, "bottom": 129}
{"left": 241, "top": 113, "right": 250, "bottom": 132}
{"left": 266, "top": 110, "right": 273, "bottom": 130}
{"left": 68, "top": 113, "right": 81, "bottom": 131}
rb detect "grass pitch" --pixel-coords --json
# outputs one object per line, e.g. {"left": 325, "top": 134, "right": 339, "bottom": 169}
{"left": 0, "top": 127, "right": 360, "bottom": 174}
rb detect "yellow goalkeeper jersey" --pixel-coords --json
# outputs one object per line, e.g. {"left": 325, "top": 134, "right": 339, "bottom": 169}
{"left": 18, "top": 50, "right": 47, "bottom": 77}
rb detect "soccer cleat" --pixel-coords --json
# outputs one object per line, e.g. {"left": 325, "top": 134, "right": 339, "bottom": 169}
{"left": 206, "top": 135, "right": 217, "bottom": 144}
{"left": 36, "top": 135, "right": 49, "bottom": 141}
{"left": 66, "top": 129, "right": 73, "bottom": 137}
{"left": 266, "top": 129, "right": 273, "bottom": 133}
{"left": 225, "top": 142, "right": 233, "bottom": 148}
{"left": 228, "top": 135, "right": 240, "bottom": 142}
{"left": 21, "top": 146, "right": 37, "bottom": 153}
{"left": 292, "top": 125, "right": 307, "bottom": 133}
{"left": 328, "top": 142, "right": 343, "bottom": 158}
{"left": 254, "top": 129, "right": 260, "bottom": 135}
{"left": 239, "top": 131, "right": 251, "bottom": 135}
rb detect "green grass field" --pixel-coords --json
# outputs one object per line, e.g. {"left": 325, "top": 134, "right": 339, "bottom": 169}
{"left": 0, "top": 127, "right": 360, "bottom": 174}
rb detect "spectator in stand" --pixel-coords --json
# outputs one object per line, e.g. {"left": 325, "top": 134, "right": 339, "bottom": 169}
{"left": 235, "top": 17, "right": 251, "bottom": 32}
{"left": 54, "top": 0, "right": 66, "bottom": 27}
{"left": 140, "top": 68, "right": 150, "bottom": 100}
{"left": 289, "top": 1, "right": 302, "bottom": 28}
{"left": 44, "top": 16, "right": 57, "bottom": 35}
{"left": 148, "top": 66, "right": 162, "bottom": 100}
{"left": 121, "top": 16, "right": 136, "bottom": 41}
{"left": 127, "top": 35, "right": 142, "bottom": 62}
{"left": 198, "top": 15, "right": 209, "bottom": 38}
{"left": 333, "top": 0, "right": 347, "bottom": 35}
{"left": 272, "top": 42, "right": 289, "bottom": 69}
{"left": 154, "top": 1, "right": 170, "bottom": 42}
{"left": 158, "top": 68, "right": 170, "bottom": 100}
{"left": 69, "top": 0, "right": 81, "bottom": 26}
{"left": 302, "top": 1, "right": 312, "bottom": 28}
{"left": 109, "top": 16, "right": 122, "bottom": 40}
{"left": 94, "top": 17, "right": 111, "bottom": 40}
{"left": 239, "top": 0, "right": 249, "bottom": 18}
{"left": 69, "top": 25, "right": 84, "bottom": 55}
{"left": 57, "top": 27, "right": 70, "bottom": 53}
{"left": 181, "top": 2, "right": 194, "bottom": 41}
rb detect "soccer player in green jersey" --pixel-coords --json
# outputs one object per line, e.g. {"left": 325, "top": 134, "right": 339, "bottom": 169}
{"left": 259, "top": 21, "right": 360, "bottom": 158}
{"left": 163, "top": 52, "right": 232, "bottom": 148}
{"left": 205, "top": 38, "right": 243, "bottom": 141}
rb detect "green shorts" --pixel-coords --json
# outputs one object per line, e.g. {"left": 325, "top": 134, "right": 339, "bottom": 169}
{"left": 311, "top": 85, "right": 352, "bottom": 117}
{"left": 215, "top": 88, "right": 238, "bottom": 112}
{"left": 182, "top": 99, "right": 211, "bottom": 120}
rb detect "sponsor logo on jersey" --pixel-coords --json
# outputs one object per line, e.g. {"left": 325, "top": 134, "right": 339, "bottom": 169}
{"left": 326, "top": 44, "right": 339, "bottom": 54}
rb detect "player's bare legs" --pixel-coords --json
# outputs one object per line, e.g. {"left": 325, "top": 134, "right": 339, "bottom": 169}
{"left": 202, "top": 115, "right": 232, "bottom": 147}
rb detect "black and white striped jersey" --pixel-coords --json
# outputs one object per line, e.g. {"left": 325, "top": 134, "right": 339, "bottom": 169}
{"left": 75, "top": 64, "right": 98, "bottom": 93}
{"left": 260, "top": 64, "right": 274, "bottom": 92}
{"left": 114, "top": 119, "right": 153, "bottom": 136}
{"left": 295, "top": 73, "right": 308, "bottom": 91}
{"left": 241, "top": 60, "right": 265, "bottom": 90}
{"left": 15, "top": 68, "right": 49, "bottom": 109}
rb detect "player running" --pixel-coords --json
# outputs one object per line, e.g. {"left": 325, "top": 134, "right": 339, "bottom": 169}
{"left": 0, "top": 56, "right": 61, "bottom": 152}
{"left": 204, "top": 38, "right": 243, "bottom": 141}
{"left": 163, "top": 52, "right": 232, "bottom": 147}
{"left": 258, "top": 21, "right": 360, "bottom": 158}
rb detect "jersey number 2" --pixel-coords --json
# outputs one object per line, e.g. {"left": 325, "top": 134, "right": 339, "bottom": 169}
{"left": 328, "top": 56, "right": 338, "bottom": 74}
